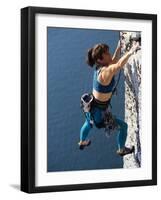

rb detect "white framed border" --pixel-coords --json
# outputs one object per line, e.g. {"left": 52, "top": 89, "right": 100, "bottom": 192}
{"left": 35, "top": 13, "right": 152, "bottom": 187}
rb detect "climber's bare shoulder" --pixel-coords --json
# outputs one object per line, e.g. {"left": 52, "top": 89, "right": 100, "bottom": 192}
{"left": 99, "top": 65, "right": 117, "bottom": 85}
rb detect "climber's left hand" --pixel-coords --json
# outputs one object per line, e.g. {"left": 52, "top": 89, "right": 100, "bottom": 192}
{"left": 129, "top": 41, "right": 140, "bottom": 55}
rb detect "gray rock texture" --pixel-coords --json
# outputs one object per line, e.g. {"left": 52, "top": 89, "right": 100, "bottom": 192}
{"left": 121, "top": 32, "right": 141, "bottom": 168}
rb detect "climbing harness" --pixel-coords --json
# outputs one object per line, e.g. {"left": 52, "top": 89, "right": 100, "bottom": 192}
{"left": 80, "top": 93, "right": 119, "bottom": 137}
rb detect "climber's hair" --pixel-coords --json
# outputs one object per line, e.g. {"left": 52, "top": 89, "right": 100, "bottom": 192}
{"left": 86, "top": 43, "right": 109, "bottom": 68}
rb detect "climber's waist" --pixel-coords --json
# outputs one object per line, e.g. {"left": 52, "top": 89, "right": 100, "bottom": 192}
{"left": 92, "top": 89, "right": 112, "bottom": 102}
{"left": 92, "top": 96, "right": 111, "bottom": 110}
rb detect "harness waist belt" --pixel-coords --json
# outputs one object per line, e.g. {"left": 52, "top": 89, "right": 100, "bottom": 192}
{"left": 92, "top": 96, "right": 111, "bottom": 110}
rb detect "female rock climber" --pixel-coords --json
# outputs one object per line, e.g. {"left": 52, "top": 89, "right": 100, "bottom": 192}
{"left": 78, "top": 41, "right": 139, "bottom": 156}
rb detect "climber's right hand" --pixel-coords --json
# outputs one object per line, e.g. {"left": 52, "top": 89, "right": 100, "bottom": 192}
{"left": 129, "top": 41, "right": 140, "bottom": 55}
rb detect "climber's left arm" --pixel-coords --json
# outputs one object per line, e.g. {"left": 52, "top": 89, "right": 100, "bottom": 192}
{"left": 112, "top": 40, "right": 121, "bottom": 64}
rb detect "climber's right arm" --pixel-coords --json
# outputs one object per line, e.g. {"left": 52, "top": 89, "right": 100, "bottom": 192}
{"left": 98, "top": 51, "right": 132, "bottom": 85}
{"left": 108, "top": 51, "right": 132, "bottom": 75}
{"left": 100, "top": 42, "right": 140, "bottom": 84}
{"left": 106, "top": 42, "right": 140, "bottom": 76}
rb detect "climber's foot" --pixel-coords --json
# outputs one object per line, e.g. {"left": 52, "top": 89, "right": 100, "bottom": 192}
{"left": 116, "top": 146, "right": 135, "bottom": 156}
{"left": 78, "top": 140, "right": 91, "bottom": 150}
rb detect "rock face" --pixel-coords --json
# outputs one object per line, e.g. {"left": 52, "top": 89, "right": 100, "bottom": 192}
{"left": 121, "top": 32, "right": 141, "bottom": 168}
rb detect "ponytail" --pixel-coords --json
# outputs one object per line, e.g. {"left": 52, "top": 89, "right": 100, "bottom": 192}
{"left": 86, "top": 48, "right": 95, "bottom": 67}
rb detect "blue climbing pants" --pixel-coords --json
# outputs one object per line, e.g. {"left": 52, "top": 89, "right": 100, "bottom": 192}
{"left": 80, "top": 107, "right": 128, "bottom": 149}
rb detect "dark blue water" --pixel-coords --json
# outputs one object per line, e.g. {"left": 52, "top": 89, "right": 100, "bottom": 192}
{"left": 47, "top": 27, "right": 125, "bottom": 172}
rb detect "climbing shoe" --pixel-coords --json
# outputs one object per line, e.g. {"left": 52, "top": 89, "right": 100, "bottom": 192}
{"left": 78, "top": 140, "right": 91, "bottom": 150}
{"left": 116, "top": 146, "right": 135, "bottom": 156}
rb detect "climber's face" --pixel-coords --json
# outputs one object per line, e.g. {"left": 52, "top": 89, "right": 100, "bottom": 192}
{"left": 97, "top": 50, "right": 112, "bottom": 66}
